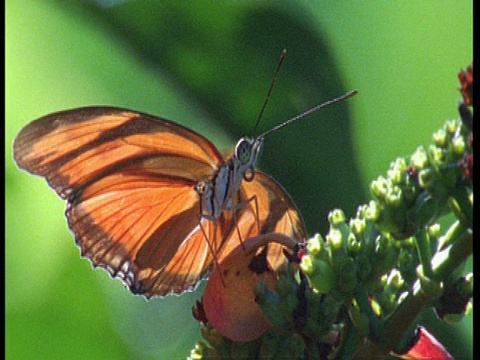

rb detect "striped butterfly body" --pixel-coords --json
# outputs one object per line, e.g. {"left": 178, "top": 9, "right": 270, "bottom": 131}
{"left": 13, "top": 106, "right": 308, "bottom": 297}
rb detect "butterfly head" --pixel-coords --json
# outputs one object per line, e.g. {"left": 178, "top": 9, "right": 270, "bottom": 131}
{"left": 233, "top": 136, "right": 264, "bottom": 182}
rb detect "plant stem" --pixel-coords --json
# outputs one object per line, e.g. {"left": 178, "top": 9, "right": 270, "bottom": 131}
{"left": 351, "top": 225, "right": 472, "bottom": 359}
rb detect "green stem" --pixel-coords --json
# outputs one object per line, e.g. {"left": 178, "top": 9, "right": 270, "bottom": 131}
{"left": 351, "top": 227, "right": 472, "bottom": 359}
{"left": 355, "top": 284, "right": 383, "bottom": 341}
{"left": 415, "top": 229, "right": 434, "bottom": 279}
{"left": 331, "top": 317, "right": 363, "bottom": 360}
{"left": 449, "top": 186, "right": 472, "bottom": 228}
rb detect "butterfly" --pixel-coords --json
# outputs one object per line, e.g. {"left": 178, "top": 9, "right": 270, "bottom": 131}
{"left": 13, "top": 63, "right": 357, "bottom": 298}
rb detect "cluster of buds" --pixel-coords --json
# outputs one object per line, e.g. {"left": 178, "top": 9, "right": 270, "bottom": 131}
{"left": 369, "top": 115, "right": 472, "bottom": 240}
{"left": 190, "top": 64, "right": 473, "bottom": 359}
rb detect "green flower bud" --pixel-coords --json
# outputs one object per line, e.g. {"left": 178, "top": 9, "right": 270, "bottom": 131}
{"left": 387, "top": 168, "right": 403, "bottom": 185}
{"left": 371, "top": 176, "right": 389, "bottom": 201}
{"left": 300, "top": 256, "right": 335, "bottom": 294}
{"left": 445, "top": 119, "right": 458, "bottom": 135}
{"left": 392, "top": 157, "right": 407, "bottom": 172}
{"left": 385, "top": 185, "right": 403, "bottom": 207}
{"left": 307, "top": 233, "right": 325, "bottom": 257}
{"left": 373, "top": 296, "right": 387, "bottom": 317}
{"left": 433, "top": 128, "right": 448, "bottom": 147}
{"left": 386, "top": 269, "right": 404, "bottom": 290}
{"left": 355, "top": 204, "right": 370, "bottom": 219}
{"left": 349, "top": 217, "right": 366, "bottom": 235}
{"left": 452, "top": 136, "right": 466, "bottom": 156}
{"left": 427, "top": 223, "right": 441, "bottom": 237}
{"left": 418, "top": 168, "right": 435, "bottom": 189}
{"left": 328, "top": 208, "right": 346, "bottom": 227}
{"left": 428, "top": 144, "right": 448, "bottom": 166}
{"left": 189, "top": 342, "right": 205, "bottom": 360}
{"left": 326, "top": 228, "right": 345, "bottom": 254}
{"left": 374, "top": 235, "right": 399, "bottom": 272}
{"left": 366, "top": 200, "right": 381, "bottom": 222}
{"left": 379, "top": 274, "right": 388, "bottom": 288}
{"left": 410, "top": 146, "right": 429, "bottom": 169}
{"left": 347, "top": 233, "right": 362, "bottom": 253}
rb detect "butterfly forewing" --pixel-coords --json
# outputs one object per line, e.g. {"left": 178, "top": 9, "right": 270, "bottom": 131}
{"left": 14, "top": 106, "right": 305, "bottom": 297}
{"left": 14, "top": 107, "right": 223, "bottom": 198}
{"left": 14, "top": 107, "right": 232, "bottom": 296}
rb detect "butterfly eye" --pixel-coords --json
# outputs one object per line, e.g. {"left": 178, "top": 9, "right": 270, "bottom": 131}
{"left": 195, "top": 181, "right": 207, "bottom": 194}
{"left": 235, "top": 138, "right": 253, "bottom": 164}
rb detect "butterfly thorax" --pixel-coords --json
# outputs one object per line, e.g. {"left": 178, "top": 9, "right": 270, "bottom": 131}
{"left": 196, "top": 136, "right": 264, "bottom": 221}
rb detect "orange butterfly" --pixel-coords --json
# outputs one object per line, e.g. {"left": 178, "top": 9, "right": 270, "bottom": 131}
{"left": 13, "top": 75, "right": 356, "bottom": 298}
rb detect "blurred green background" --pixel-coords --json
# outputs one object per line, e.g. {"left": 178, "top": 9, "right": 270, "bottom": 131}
{"left": 6, "top": 1, "right": 472, "bottom": 359}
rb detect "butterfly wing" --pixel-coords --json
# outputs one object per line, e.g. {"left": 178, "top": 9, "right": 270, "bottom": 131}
{"left": 217, "top": 171, "right": 307, "bottom": 269}
{"left": 13, "top": 106, "right": 228, "bottom": 296}
{"left": 14, "top": 107, "right": 222, "bottom": 198}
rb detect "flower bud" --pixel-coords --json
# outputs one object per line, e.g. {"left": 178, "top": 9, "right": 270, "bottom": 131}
{"left": 445, "top": 119, "right": 458, "bottom": 134}
{"left": 349, "top": 217, "right": 366, "bottom": 235}
{"left": 452, "top": 136, "right": 466, "bottom": 156}
{"left": 306, "top": 233, "right": 324, "bottom": 257}
{"left": 410, "top": 146, "right": 429, "bottom": 169}
{"left": 432, "top": 129, "right": 448, "bottom": 147}
{"left": 328, "top": 208, "right": 346, "bottom": 227}
{"left": 366, "top": 200, "right": 381, "bottom": 222}
{"left": 428, "top": 144, "right": 448, "bottom": 166}
{"left": 371, "top": 176, "right": 389, "bottom": 200}
{"left": 387, "top": 168, "right": 403, "bottom": 185}
{"left": 300, "top": 256, "right": 335, "bottom": 294}
{"left": 418, "top": 168, "right": 434, "bottom": 189}
{"left": 387, "top": 269, "right": 404, "bottom": 290}
{"left": 347, "top": 233, "right": 362, "bottom": 253}
{"left": 385, "top": 186, "right": 403, "bottom": 207}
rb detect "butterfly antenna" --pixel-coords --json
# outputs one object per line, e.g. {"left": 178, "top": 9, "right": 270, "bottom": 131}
{"left": 258, "top": 89, "right": 358, "bottom": 139}
{"left": 252, "top": 49, "right": 288, "bottom": 137}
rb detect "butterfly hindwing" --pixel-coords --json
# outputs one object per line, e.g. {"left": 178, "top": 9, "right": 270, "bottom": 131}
{"left": 216, "top": 171, "right": 306, "bottom": 271}
{"left": 13, "top": 106, "right": 305, "bottom": 297}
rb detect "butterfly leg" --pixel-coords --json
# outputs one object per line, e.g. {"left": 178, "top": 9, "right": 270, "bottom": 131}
{"left": 198, "top": 218, "right": 226, "bottom": 288}
{"left": 230, "top": 193, "right": 262, "bottom": 251}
